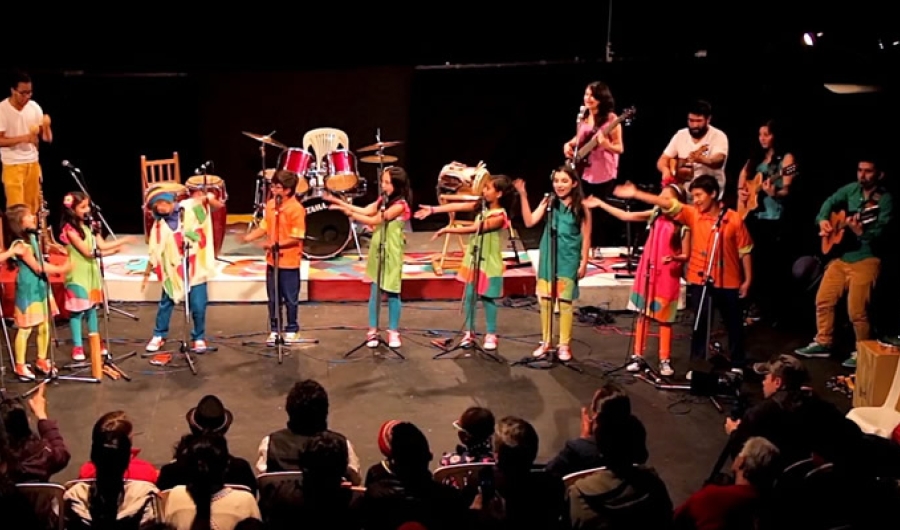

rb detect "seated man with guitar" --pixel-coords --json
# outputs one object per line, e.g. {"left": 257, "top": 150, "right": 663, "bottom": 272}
{"left": 657, "top": 99, "right": 729, "bottom": 197}
{"left": 736, "top": 119, "right": 798, "bottom": 323}
{"left": 795, "top": 155, "right": 893, "bottom": 368}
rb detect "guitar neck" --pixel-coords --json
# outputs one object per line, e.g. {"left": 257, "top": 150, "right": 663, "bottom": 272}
{"left": 574, "top": 117, "right": 622, "bottom": 162}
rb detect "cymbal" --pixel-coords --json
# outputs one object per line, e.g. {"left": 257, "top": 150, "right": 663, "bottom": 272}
{"left": 242, "top": 131, "right": 287, "bottom": 149}
{"left": 357, "top": 140, "right": 403, "bottom": 153}
{"left": 360, "top": 154, "right": 398, "bottom": 164}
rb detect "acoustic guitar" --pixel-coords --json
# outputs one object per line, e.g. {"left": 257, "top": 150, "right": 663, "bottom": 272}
{"left": 737, "top": 162, "right": 798, "bottom": 219}
{"left": 820, "top": 199, "right": 880, "bottom": 257}
{"left": 567, "top": 106, "right": 636, "bottom": 175}
{"left": 668, "top": 144, "right": 710, "bottom": 184}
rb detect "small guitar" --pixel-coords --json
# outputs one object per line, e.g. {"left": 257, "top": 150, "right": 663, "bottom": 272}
{"left": 568, "top": 106, "right": 636, "bottom": 174}
{"left": 737, "top": 162, "right": 798, "bottom": 219}
{"left": 820, "top": 200, "right": 880, "bottom": 256}
{"left": 668, "top": 144, "right": 710, "bottom": 183}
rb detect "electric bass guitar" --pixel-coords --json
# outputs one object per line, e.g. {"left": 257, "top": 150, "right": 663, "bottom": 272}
{"left": 820, "top": 199, "right": 880, "bottom": 257}
{"left": 737, "top": 162, "right": 798, "bottom": 219}
{"left": 567, "top": 106, "right": 636, "bottom": 174}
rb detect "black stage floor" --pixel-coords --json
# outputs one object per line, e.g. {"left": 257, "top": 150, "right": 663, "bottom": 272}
{"left": 0, "top": 300, "right": 850, "bottom": 504}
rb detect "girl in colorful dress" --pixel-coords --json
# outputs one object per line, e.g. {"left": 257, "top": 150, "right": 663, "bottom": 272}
{"left": 415, "top": 174, "right": 514, "bottom": 351}
{"left": 327, "top": 167, "right": 412, "bottom": 348}
{"left": 514, "top": 166, "right": 591, "bottom": 361}
{"left": 5, "top": 204, "right": 72, "bottom": 381}
{"left": 58, "top": 192, "right": 135, "bottom": 361}
{"left": 584, "top": 183, "right": 690, "bottom": 376}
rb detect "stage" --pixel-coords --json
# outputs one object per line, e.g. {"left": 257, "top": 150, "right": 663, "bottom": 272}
{"left": 0, "top": 221, "right": 685, "bottom": 314}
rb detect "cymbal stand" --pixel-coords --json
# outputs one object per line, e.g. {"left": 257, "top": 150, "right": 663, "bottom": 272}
{"left": 65, "top": 164, "right": 138, "bottom": 321}
{"left": 251, "top": 130, "right": 277, "bottom": 230}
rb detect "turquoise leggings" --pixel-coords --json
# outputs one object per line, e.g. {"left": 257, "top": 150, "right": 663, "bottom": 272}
{"left": 69, "top": 307, "right": 99, "bottom": 348}
{"left": 369, "top": 283, "right": 402, "bottom": 330}
{"left": 463, "top": 283, "right": 498, "bottom": 333}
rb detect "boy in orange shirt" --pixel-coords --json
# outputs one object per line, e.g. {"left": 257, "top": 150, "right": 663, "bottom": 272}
{"left": 615, "top": 175, "right": 753, "bottom": 370}
{"left": 243, "top": 170, "right": 307, "bottom": 345}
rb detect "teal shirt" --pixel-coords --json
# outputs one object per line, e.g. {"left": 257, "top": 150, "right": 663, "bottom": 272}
{"left": 815, "top": 182, "right": 893, "bottom": 263}
{"left": 754, "top": 159, "right": 785, "bottom": 221}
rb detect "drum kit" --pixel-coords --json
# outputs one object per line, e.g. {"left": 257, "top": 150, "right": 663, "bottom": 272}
{"left": 241, "top": 130, "right": 403, "bottom": 260}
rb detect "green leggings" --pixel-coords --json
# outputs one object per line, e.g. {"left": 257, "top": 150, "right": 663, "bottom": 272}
{"left": 463, "top": 284, "right": 498, "bottom": 333}
{"left": 69, "top": 307, "right": 99, "bottom": 348}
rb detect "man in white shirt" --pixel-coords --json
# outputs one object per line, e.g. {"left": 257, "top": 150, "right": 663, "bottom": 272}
{"left": 657, "top": 99, "right": 728, "bottom": 196}
{"left": 0, "top": 70, "right": 52, "bottom": 213}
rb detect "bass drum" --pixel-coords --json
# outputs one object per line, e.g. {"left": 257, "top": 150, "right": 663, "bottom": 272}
{"left": 301, "top": 196, "right": 352, "bottom": 260}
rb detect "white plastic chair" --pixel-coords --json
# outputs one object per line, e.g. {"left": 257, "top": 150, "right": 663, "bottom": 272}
{"left": 302, "top": 128, "right": 349, "bottom": 159}
{"left": 846, "top": 351, "right": 900, "bottom": 437}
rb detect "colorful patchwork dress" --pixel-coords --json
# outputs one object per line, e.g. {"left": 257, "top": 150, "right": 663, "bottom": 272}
{"left": 365, "top": 199, "right": 410, "bottom": 293}
{"left": 536, "top": 201, "right": 583, "bottom": 301}
{"left": 627, "top": 208, "right": 687, "bottom": 323}
{"left": 455, "top": 207, "right": 509, "bottom": 298}
{"left": 147, "top": 198, "right": 216, "bottom": 304}
{"left": 13, "top": 235, "right": 60, "bottom": 328}
{"left": 60, "top": 223, "right": 103, "bottom": 312}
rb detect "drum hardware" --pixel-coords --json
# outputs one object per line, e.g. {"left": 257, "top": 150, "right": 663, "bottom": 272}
{"left": 357, "top": 140, "right": 403, "bottom": 152}
{"left": 62, "top": 161, "right": 139, "bottom": 321}
{"left": 242, "top": 130, "right": 287, "bottom": 230}
{"left": 360, "top": 154, "right": 398, "bottom": 164}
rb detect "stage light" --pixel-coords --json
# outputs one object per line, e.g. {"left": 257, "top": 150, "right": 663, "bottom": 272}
{"left": 803, "top": 33, "right": 815, "bottom": 46}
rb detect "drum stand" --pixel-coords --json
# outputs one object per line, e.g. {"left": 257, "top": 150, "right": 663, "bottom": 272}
{"left": 251, "top": 132, "right": 277, "bottom": 230}
{"left": 65, "top": 164, "right": 139, "bottom": 321}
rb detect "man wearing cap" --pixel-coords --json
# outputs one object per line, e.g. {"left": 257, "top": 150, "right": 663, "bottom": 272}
{"left": 144, "top": 186, "right": 222, "bottom": 354}
{"left": 724, "top": 355, "right": 813, "bottom": 465}
{"left": 156, "top": 395, "right": 257, "bottom": 494}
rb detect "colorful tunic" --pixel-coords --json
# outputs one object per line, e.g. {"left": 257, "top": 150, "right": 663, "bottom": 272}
{"left": 147, "top": 198, "right": 216, "bottom": 303}
{"left": 455, "top": 208, "right": 509, "bottom": 298}
{"left": 365, "top": 199, "right": 410, "bottom": 294}
{"left": 12, "top": 235, "right": 60, "bottom": 328}
{"left": 536, "top": 201, "right": 583, "bottom": 301}
{"left": 627, "top": 208, "right": 687, "bottom": 323}
{"left": 60, "top": 223, "right": 103, "bottom": 312}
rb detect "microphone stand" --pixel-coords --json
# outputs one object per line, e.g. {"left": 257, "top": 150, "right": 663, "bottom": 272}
{"left": 62, "top": 217, "right": 136, "bottom": 381}
{"left": 342, "top": 189, "right": 404, "bottom": 359}
{"left": 695, "top": 206, "right": 728, "bottom": 363}
{"left": 64, "top": 163, "right": 138, "bottom": 321}
{"left": 434, "top": 199, "right": 504, "bottom": 363}
{"left": 147, "top": 208, "right": 197, "bottom": 374}
{"left": 25, "top": 225, "right": 100, "bottom": 390}
{"left": 513, "top": 193, "right": 583, "bottom": 372}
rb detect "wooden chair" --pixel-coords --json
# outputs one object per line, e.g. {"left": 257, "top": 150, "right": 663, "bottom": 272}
{"left": 432, "top": 462, "right": 493, "bottom": 489}
{"left": 431, "top": 162, "right": 489, "bottom": 275}
{"left": 561, "top": 466, "right": 607, "bottom": 487}
{"left": 17, "top": 483, "right": 66, "bottom": 530}
{"left": 141, "top": 152, "right": 182, "bottom": 191}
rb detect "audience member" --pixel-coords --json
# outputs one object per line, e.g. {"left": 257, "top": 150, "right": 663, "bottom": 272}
{"left": 0, "top": 410, "right": 42, "bottom": 528}
{"left": 157, "top": 396, "right": 256, "bottom": 494}
{"left": 163, "top": 434, "right": 260, "bottom": 530}
{"left": 256, "top": 379, "right": 362, "bottom": 484}
{"left": 566, "top": 413, "right": 673, "bottom": 529}
{"left": 0, "top": 384, "right": 70, "bottom": 482}
{"left": 440, "top": 406, "right": 496, "bottom": 466}
{"left": 674, "top": 436, "right": 780, "bottom": 530}
{"left": 366, "top": 419, "right": 401, "bottom": 485}
{"left": 545, "top": 382, "right": 632, "bottom": 477}
{"left": 65, "top": 421, "right": 159, "bottom": 529}
{"left": 78, "top": 411, "right": 159, "bottom": 483}
{"left": 361, "top": 421, "right": 470, "bottom": 530}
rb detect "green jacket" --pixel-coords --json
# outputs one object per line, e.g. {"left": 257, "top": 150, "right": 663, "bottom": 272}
{"left": 816, "top": 182, "right": 893, "bottom": 263}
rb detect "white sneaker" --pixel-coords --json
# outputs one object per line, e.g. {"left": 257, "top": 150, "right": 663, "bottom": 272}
{"left": 145, "top": 336, "right": 165, "bottom": 352}
{"left": 284, "top": 332, "right": 299, "bottom": 343}
{"left": 366, "top": 329, "right": 379, "bottom": 348}
{"left": 483, "top": 334, "right": 498, "bottom": 350}
{"left": 387, "top": 330, "right": 401, "bottom": 348}
{"left": 659, "top": 359, "right": 674, "bottom": 377}
{"left": 532, "top": 342, "right": 549, "bottom": 357}
{"left": 461, "top": 331, "right": 475, "bottom": 347}
{"left": 626, "top": 355, "right": 642, "bottom": 372}
{"left": 558, "top": 345, "right": 572, "bottom": 362}
{"left": 266, "top": 332, "right": 277, "bottom": 346}
{"left": 192, "top": 340, "right": 208, "bottom": 352}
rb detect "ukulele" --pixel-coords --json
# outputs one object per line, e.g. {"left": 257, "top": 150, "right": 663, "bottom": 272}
{"left": 567, "top": 106, "right": 636, "bottom": 174}
{"left": 737, "top": 162, "right": 798, "bottom": 219}
{"left": 668, "top": 144, "right": 710, "bottom": 183}
{"left": 820, "top": 199, "right": 880, "bottom": 256}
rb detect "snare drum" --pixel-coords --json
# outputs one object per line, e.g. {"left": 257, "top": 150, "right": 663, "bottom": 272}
{"left": 143, "top": 182, "right": 188, "bottom": 244}
{"left": 185, "top": 175, "right": 228, "bottom": 256}
{"left": 259, "top": 168, "right": 309, "bottom": 196}
{"left": 324, "top": 149, "right": 360, "bottom": 193}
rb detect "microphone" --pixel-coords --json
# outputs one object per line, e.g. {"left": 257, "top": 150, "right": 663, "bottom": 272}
{"left": 195, "top": 160, "right": 214, "bottom": 174}
{"left": 713, "top": 205, "right": 728, "bottom": 230}
{"left": 275, "top": 193, "right": 283, "bottom": 206}
{"left": 62, "top": 160, "right": 81, "bottom": 172}
{"left": 577, "top": 105, "right": 586, "bottom": 123}
{"left": 544, "top": 192, "right": 554, "bottom": 212}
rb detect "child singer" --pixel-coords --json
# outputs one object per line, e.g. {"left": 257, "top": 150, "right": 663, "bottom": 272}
{"left": 515, "top": 166, "right": 591, "bottom": 361}
{"left": 327, "top": 166, "right": 411, "bottom": 348}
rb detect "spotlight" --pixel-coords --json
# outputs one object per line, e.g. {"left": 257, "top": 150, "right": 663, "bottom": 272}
{"left": 803, "top": 32, "right": 815, "bottom": 46}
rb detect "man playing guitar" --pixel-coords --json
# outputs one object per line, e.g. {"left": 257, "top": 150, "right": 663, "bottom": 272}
{"left": 657, "top": 100, "right": 728, "bottom": 196}
{"left": 795, "top": 155, "right": 893, "bottom": 369}
{"left": 736, "top": 119, "right": 797, "bottom": 324}
{"left": 562, "top": 81, "right": 624, "bottom": 255}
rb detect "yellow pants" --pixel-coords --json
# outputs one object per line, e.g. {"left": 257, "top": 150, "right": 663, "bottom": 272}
{"left": 539, "top": 297, "right": 573, "bottom": 345}
{"left": 815, "top": 257, "right": 881, "bottom": 346}
{"left": 2, "top": 162, "right": 42, "bottom": 213}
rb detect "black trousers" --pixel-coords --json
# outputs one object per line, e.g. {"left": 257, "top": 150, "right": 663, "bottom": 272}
{"left": 582, "top": 180, "right": 619, "bottom": 248}
{"left": 687, "top": 284, "right": 746, "bottom": 367}
{"left": 746, "top": 217, "right": 788, "bottom": 321}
